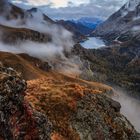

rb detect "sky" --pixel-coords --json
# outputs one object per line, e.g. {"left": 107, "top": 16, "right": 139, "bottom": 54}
{"left": 11, "top": 0, "right": 128, "bottom": 20}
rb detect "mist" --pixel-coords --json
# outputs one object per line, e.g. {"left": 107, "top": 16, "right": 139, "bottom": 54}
{"left": 0, "top": 40, "right": 83, "bottom": 76}
{"left": 0, "top": 1, "right": 84, "bottom": 76}
{"left": 112, "top": 88, "right": 140, "bottom": 132}
{"left": 0, "top": 8, "right": 83, "bottom": 76}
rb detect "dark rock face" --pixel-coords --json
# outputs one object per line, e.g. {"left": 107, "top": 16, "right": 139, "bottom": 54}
{"left": 0, "top": 67, "right": 52, "bottom": 140}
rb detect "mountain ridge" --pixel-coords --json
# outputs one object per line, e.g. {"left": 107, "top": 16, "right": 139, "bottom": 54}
{"left": 93, "top": 0, "right": 140, "bottom": 43}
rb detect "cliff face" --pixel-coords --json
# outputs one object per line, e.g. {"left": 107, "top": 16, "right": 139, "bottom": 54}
{"left": 0, "top": 67, "right": 140, "bottom": 140}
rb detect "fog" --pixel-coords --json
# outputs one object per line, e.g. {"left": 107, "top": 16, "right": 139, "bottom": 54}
{"left": 0, "top": 41, "right": 82, "bottom": 76}
{"left": 0, "top": 2, "right": 83, "bottom": 76}
{"left": 112, "top": 88, "right": 140, "bottom": 132}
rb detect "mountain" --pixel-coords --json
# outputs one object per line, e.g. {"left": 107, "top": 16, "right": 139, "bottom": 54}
{"left": 93, "top": 0, "right": 140, "bottom": 42}
{"left": 0, "top": 3, "right": 89, "bottom": 43}
{"left": 0, "top": 3, "right": 55, "bottom": 43}
{"left": 0, "top": 3, "right": 54, "bottom": 24}
{"left": 58, "top": 20, "right": 94, "bottom": 35}
{"left": 56, "top": 18, "right": 103, "bottom": 42}
{"left": 75, "top": 17, "right": 103, "bottom": 29}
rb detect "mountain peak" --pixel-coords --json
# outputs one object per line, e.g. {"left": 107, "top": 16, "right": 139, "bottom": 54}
{"left": 125, "top": 0, "right": 140, "bottom": 11}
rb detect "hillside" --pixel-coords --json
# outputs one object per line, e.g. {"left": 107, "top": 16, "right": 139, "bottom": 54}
{"left": 73, "top": 43, "right": 140, "bottom": 98}
{"left": 1, "top": 61, "right": 140, "bottom": 139}
{"left": 0, "top": 24, "right": 51, "bottom": 43}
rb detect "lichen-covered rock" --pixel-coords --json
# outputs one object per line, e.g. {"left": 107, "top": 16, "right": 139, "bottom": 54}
{"left": 0, "top": 67, "right": 52, "bottom": 140}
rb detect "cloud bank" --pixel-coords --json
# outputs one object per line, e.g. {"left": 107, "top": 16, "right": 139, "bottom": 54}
{"left": 112, "top": 88, "right": 140, "bottom": 132}
{"left": 0, "top": 4, "right": 83, "bottom": 76}
{"left": 11, "top": 0, "right": 128, "bottom": 20}
{"left": 44, "top": 0, "right": 127, "bottom": 20}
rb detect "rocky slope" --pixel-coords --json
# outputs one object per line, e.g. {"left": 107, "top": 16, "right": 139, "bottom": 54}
{"left": 0, "top": 65, "right": 140, "bottom": 140}
{"left": 0, "top": 67, "right": 52, "bottom": 139}
{"left": 93, "top": 0, "right": 140, "bottom": 42}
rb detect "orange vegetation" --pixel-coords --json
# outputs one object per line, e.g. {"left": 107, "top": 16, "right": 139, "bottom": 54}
{"left": 25, "top": 73, "right": 112, "bottom": 139}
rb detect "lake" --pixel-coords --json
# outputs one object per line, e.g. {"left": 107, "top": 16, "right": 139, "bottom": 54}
{"left": 81, "top": 37, "right": 105, "bottom": 49}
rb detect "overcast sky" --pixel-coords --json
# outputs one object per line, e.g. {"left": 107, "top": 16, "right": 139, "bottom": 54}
{"left": 11, "top": 0, "right": 128, "bottom": 20}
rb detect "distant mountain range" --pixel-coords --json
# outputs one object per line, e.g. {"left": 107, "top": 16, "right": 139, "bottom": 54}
{"left": 57, "top": 17, "right": 103, "bottom": 42}
{"left": 72, "top": 17, "right": 103, "bottom": 29}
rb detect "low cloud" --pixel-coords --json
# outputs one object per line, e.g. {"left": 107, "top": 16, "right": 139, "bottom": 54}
{"left": 0, "top": 41, "right": 82, "bottom": 76}
{"left": 39, "top": 0, "right": 127, "bottom": 20}
{"left": 11, "top": 0, "right": 127, "bottom": 20}
{"left": 112, "top": 87, "right": 140, "bottom": 132}
{"left": 0, "top": 6, "right": 83, "bottom": 76}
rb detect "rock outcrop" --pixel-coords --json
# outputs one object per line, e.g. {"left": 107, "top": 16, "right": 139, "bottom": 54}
{"left": 0, "top": 67, "right": 52, "bottom": 140}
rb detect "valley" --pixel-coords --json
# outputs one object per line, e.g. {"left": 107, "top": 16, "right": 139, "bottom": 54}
{"left": 0, "top": 0, "right": 140, "bottom": 139}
